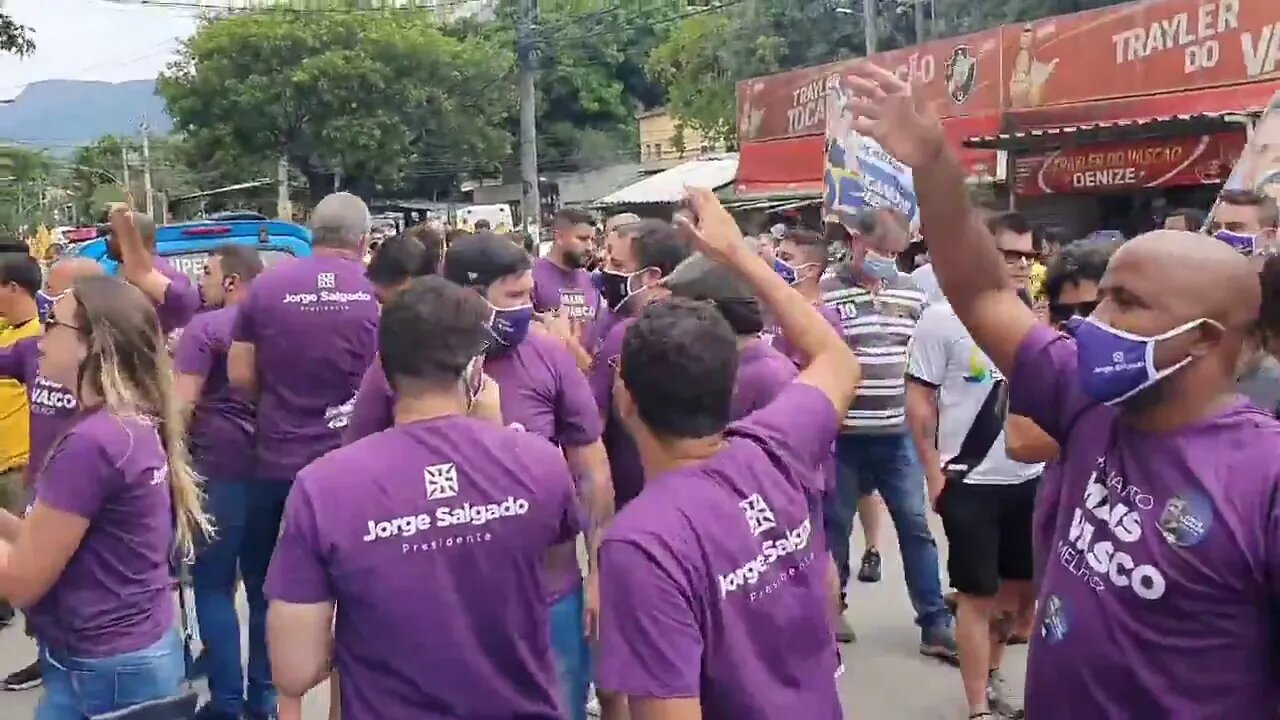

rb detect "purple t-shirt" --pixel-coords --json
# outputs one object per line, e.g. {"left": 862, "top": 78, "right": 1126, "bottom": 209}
{"left": 597, "top": 384, "right": 843, "bottom": 719}
{"left": 233, "top": 253, "right": 378, "bottom": 480}
{"left": 173, "top": 306, "right": 256, "bottom": 481}
{"left": 532, "top": 257, "right": 601, "bottom": 337}
{"left": 731, "top": 338, "right": 799, "bottom": 420}
{"left": 265, "top": 416, "right": 581, "bottom": 720}
{"left": 1010, "top": 323, "right": 1280, "bottom": 718}
{"left": 766, "top": 302, "right": 843, "bottom": 367}
{"left": 0, "top": 337, "right": 78, "bottom": 477}
{"left": 588, "top": 317, "right": 645, "bottom": 508}
{"left": 154, "top": 257, "right": 200, "bottom": 334}
{"left": 30, "top": 411, "right": 175, "bottom": 657}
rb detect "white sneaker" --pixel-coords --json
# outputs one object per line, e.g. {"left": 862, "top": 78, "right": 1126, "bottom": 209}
{"left": 586, "top": 684, "right": 601, "bottom": 718}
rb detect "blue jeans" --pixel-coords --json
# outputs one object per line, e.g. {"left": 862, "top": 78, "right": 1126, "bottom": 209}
{"left": 548, "top": 585, "right": 590, "bottom": 720}
{"left": 822, "top": 433, "right": 949, "bottom": 631}
{"left": 37, "top": 630, "right": 185, "bottom": 720}
{"left": 193, "top": 478, "right": 291, "bottom": 716}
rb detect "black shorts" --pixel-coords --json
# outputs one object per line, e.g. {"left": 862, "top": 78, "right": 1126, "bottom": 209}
{"left": 937, "top": 477, "right": 1039, "bottom": 598}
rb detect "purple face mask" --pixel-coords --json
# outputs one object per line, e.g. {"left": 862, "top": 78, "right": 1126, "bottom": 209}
{"left": 1066, "top": 316, "right": 1219, "bottom": 405}
{"left": 1213, "top": 230, "right": 1256, "bottom": 255}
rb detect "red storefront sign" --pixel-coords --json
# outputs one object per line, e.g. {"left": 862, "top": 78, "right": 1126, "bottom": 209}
{"left": 1003, "top": 0, "right": 1280, "bottom": 111}
{"left": 736, "top": 28, "right": 1002, "bottom": 143}
{"left": 1013, "top": 132, "right": 1245, "bottom": 195}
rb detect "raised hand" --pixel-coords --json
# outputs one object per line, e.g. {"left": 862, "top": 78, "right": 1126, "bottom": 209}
{"left": 844, "top": 63, "right": 946, "bottom": 170}
{"left": 676, "top": 186, "right": 747, "bottom": 264}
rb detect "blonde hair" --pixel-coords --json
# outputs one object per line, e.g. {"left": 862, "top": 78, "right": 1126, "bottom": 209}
{"left": 69, "top": 276, "right": 213, "bottom": 560}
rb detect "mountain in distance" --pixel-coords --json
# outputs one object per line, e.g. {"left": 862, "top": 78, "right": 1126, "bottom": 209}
{"left": 0, "top": 79, "right": 172, "bottom": 153}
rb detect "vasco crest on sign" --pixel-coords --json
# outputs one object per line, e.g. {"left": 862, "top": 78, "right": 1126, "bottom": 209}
{"left": 944, "top": 45, "right": 978, "bottom": 104}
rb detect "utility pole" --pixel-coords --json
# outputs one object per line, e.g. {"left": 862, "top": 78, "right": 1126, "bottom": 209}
{"left": 140, "top": 116, "right": 155, "bottom": 217}
{"left": 517, "top": 0, "right": 541, "bottom": 236}
{"left": 276, "top": 156, "right": 291, "bottom": 221}
{"left": 863, "top": 0, "right": 878, "bottom": 54}
{"left": 914, "top": 0, "right": 926, "bottom": 43}
{"left": 121, "top": 147, "right": 132, "bottom": 195}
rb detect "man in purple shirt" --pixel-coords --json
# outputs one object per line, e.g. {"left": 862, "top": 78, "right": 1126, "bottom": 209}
{"left": 588, "top": 219, "right": 690, "bottom": 509}
{"left": 533, "top": 208, "right": 601, "bottom": 371}
{"left": 173, "top": 244, "right": 264, "bottom": 720}
{"left": 108, "top": 208, "right": 201, "bottom": 334}
{"left": 596, "top": 187, "right": 858, "bottom": 719}
{"left": 228, "top": 192, "right": 380, "bottom": 718}
{"left": 851, "top": 62, "right": 1280, "bottom": 719}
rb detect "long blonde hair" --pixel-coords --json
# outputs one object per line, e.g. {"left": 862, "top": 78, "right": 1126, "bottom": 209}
{"left": 68, "top": 276, "right": 213, "bottom": 560}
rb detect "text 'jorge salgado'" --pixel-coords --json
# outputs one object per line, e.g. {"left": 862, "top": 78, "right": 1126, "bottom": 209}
{"left": 362, "top": 497, "right": 530, "bottom": 542}
{"left": 284, "top": 290, "right": 374, "bottom": 305}
{"left": 717, "top": 517, "right": 812, "bottom": 598}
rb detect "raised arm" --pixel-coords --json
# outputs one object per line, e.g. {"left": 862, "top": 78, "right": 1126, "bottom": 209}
{"left": 679, "top": 187, "right": 860, "bottom": 415}
{"left": 845, "top": 64, "right": 1035, "bottom": 375}
{"left": 108, "top": 204, "right": 171, "bottom": 307}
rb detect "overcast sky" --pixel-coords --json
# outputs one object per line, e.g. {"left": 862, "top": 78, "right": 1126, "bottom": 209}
{"left": 0, "top": 0, "right": 199, "bottom": 99}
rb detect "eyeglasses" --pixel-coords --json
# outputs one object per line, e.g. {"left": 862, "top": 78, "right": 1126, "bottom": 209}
{"left": 1001, "top": 249, "right": 1038, "bottom": 264}
{"left": 1048, "top": 300, "right": 1098, "bottom": 326}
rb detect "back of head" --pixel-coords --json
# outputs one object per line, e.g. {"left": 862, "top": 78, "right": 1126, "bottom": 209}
{"left": 1260, "top": 255, "right": 1280, "bottom": 345}
{"left": 310, "top": 192, "right": 371, "bottom": 250}
{"left": 443, "top": 231, "right": 532, "bottom": 290}
{"left": 367, "top": 227, "right": 443, "bottom": 288}
{"left": 1043, "top": 238, "right": 1121, "bottom": 303}
{"left": 379, "top": 276, "right": 491, "bottom": 394}
{"left": 665, "top": 242, "right": 763, "bottom": 335}
{"left": 620, "top": 219, "right": 690, "bottom": 276}
{"left": 620, "top": 297, "right": 738, "bottom": 439}
{"left": 0, "top": 253, "right": 42, "bottom": 297}
{"left": 211, "top": 244, "right": 265, "bottom": 283}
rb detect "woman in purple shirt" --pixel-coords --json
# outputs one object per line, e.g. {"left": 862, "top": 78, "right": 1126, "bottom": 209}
{"left": 0, "top": 271, "right": 211, "bottom": 719}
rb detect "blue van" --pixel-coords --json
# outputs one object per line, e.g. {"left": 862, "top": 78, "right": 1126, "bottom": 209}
{"left": 71, "top": 219, "right": 312, "bottom": 282}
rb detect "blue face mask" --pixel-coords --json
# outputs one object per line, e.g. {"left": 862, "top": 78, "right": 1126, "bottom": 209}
{"left": 488, "top": 303, "right": 534, "bottom": 347}
{"left": 1067, "top": 316, "right": 1218, "bottom": 405}
{"left": 773, "top": 258, "right": 817, "bottom": 286}
{"left": 1214, "top": 230, "right": 1256, "bottom": 255}
{"left": 861, "top": 250, "right": 898, "bottom": 281}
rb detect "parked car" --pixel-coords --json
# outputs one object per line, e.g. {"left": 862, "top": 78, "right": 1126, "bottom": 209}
{"left": 70, "top": 219, "right": 312, "bottom": 282}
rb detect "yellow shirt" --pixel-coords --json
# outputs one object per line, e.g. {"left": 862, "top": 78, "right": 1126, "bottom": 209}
{"left": 1030, "top": 261, "right": 1047, "bottom": 300}
{"left": 0, "top": 318, "right": 41, "bottom": 472}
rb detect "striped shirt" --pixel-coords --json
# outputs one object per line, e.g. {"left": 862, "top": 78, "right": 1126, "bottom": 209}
{"left": 820, "top": 269, "right": 927, "bottom": 434}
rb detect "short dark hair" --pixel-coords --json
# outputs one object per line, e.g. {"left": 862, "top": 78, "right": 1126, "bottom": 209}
{"left": 443, "top": 231, "right": 532, "bottom": 290}
{"left": 1042, "top": 238, "right": 1121, "bottom": 303}
{"left": 473, "top": 219, "right": 492, "bottom": 231}
{"left": 619, "top": 219, "right": 689, "bottom": 276}
{"left": 781, "top": 228, "right": 829, "bottom": 267}
{"left": 1260, "top": 255, "right": 1280, "bottom": 342}
{"left": 210, "top": 244, "right": 264, "bottom": 282}
{"left": 620, "top": 297, "right": 737, "bottom": 439}
{"left": 0, "top": 253, "right": 41, "bottom": 297}
{"left": 554, "top": 207, "right": 594, "bottom": 228}
{"left": 985, "top": 212, "right": 1032, "bottom": 238}
{"left": 366, "top": 229, "right": 441, "bottom": 288}
{"left": 1219, "top": 189, "right": 1279, "bottom": 228}
{"left": 1167, "top": 207, "right": 1207, "bottom": 230}
{"left": 379, "top": 276, "right": 491, "bottom": 393}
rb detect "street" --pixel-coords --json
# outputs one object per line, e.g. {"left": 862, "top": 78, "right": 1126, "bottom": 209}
{"left": 0, "top": 518, "right": 1027, "bottom": 719}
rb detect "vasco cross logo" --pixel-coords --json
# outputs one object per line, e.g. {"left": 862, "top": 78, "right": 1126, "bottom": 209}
{"left": 424, "top": 463, "right": 459, "bottom": 500}
{"left": 317, "top": 272, "right": 336, "bottom": 290}
{"left": 740, "top": 494, "right": 777, "bottom": 536}
{"left": 944, "top": 45, "right": 978, "bottom": 104}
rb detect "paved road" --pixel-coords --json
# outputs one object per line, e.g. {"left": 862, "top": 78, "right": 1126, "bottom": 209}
{"left": 0, "top": 516, "right": 1026, "bottom": 719}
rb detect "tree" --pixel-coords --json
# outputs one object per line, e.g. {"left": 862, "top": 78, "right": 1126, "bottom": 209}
{"left": 159, "top": 10, "right": 514, "bottom": 201}
{"left": 0, "top": 145, "right": 53, "bottom": 235}
{"left": 66, "top": 135, "right": 205, "bottom": 223}
{"left": 0, "top": 12, "right": 34, "bottom": 57}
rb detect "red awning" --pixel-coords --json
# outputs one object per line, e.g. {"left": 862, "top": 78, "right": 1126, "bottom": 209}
{"left": 735, "top": 113, "right": 1001, "bottom": 197}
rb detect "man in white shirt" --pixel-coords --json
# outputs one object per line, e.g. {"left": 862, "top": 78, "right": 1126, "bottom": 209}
{"left": 905, "top": 212, "right": 1045, "bottom": 720}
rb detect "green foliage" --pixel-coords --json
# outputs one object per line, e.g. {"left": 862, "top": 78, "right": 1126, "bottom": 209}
{"left": 159, "top": 10, "right": 514, "bottom": 199}
{"left": 0, "top": 145, "right": 53, "bottom": 234}
{"left": 0, "top": 12, "right": 34, "bottom": 57}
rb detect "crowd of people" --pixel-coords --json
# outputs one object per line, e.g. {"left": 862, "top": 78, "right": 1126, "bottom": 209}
{"left": 0, "top": 60, "right": 1274, "bottom": 720}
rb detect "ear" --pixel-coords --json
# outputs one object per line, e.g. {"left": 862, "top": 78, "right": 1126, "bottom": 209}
{"left": 612, "top": 368, "right": 635, "bottom": 422}
{"left": 1187, "top": 320, "right": 1226, "bottom": 358}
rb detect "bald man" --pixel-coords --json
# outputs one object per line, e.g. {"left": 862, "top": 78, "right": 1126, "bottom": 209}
{"left": 106, "top": 206, "right": 200, "bottom": 333}
{"left": 847, "top": 61, "right": 1280, "bottom": 719}
{"left": 224, "top": 192, "right": 379, "bottom": 719}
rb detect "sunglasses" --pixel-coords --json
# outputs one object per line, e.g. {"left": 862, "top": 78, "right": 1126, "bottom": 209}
{"left": 46, "top": 312, "right": 81, "bottom": 333}
{"left": 1048, "top": 300, "right": 1098, "bottom": 325}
